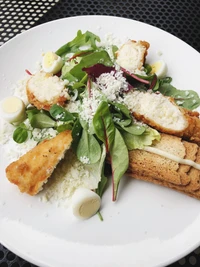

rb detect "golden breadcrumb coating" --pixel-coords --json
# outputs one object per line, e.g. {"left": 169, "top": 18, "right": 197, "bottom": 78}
{"left": 6, "top": 130, "right": 72, "bottom": 195}
{"left": 26, "top": 72, "right": 69, "bottom": 111}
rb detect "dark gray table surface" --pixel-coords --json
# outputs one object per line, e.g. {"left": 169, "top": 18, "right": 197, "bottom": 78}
{"left": 0, "top": 0, "right": 200, "bottom": 266}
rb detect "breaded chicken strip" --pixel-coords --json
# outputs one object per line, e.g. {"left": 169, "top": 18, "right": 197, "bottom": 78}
{"left": 116, "top": 40, "right": 150, "bottom": 73}
{"left": 26, "top": 71, "right": 69, "bottom": 110}
{"left": 123, "top": 90, "right": 200, "bottom": 145}
{"left": 6, "top": 130, "right": 72, "bottom": 195}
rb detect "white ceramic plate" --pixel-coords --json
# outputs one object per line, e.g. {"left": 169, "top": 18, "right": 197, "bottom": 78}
{"left": 0, "top": 15, "right": 200, "bottom": 267}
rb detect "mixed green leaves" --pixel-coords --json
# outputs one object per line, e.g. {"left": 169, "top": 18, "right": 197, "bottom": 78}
{"left": 56, "top": 30, "right": 114, "bottom": 90}
{"left": 56, "top": 30, "right": 101, "bottom": 58}
{"left": 61, "top": 51, "right": 113, "bottom": 88}
{"left": 93, "top": 101, "right": 129, "bottom": 201}
{"left": 92, "top": 100, "right": 157, "bottom": 200}
{"left": 159, "top": 83, "right": 200, "bottom": 110}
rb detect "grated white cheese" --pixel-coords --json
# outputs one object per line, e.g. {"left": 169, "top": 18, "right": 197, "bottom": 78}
{"left": 40, "top": 149, "right": 101, "bottom": 207}
{"left": 80, "top": 156, "right": 90, "bottom": 164}
{"left": 32, "top": 128, "right": 57, "bottom": 142}
{"left": 96, "top": 70, "right": 128, "bottom": 101}
{"left": 65, "top": 99, "right": 80, "bottom": 113}
{"left": 79, "top": 86, "right": 102, "bottom": 124}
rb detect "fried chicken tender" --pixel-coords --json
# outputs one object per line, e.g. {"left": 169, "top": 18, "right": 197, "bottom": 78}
{"left": 116, "top": 40, "right": 150, "bottom": 73}
{"left": 26, "top": 71, "right": 69, "bottom": 111}
{"left": 123, "top": 90, "right": 200, "bottom": 145}
{"left": 6, "top": 130, "right": 72, "bottom": 195}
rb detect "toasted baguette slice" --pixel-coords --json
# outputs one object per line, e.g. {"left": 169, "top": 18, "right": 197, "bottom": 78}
{"left": 127, "top": 133, "right": 200, "bottom": 199}
{"left": 6, "top": 130, "right": 72, "bottom": 195}
{"left": 123, "top": 90, "right": 200, "bottom": 145}
{"left": 26, "top": 71, "right": 69, "bottom": 110}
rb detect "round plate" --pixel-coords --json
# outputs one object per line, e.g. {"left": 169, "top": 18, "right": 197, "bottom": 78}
{"left": 0, "top": 15, "right": 200, "bottom": 267}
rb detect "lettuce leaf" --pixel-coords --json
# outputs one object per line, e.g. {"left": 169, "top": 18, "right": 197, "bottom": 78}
{"left": 123, "top": 127, "right": 160, "bottom": 150}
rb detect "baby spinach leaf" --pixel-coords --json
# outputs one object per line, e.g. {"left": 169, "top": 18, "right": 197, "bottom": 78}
{"left": 50, "top": 104, "right": 74, "bottom": 122}
{"left": 93, "top": 101, "right": 115, "bottom": 152}
{"left": 96, "top": 174, "right": 108, "bottom": 198}
{"left": 110, "top": 128, "right": 129, "bottom": 201}
{"left": 77, "top": 128, "right": 101, "bottom": 164}
{"left": 159, "top": 83, "right": 200, "bottom": 110}
{"left": 72, "top": 118, "right": 82, "bottom": 151}
{"left": 30, "top": 113, "right": 56, "bottom": 129}
{"left": 95, "top": 145, "right": 108, "bottom": 198}
{"left": 13, "top": 123, "right": 28, "bottom": 143}
{"left": 114, "top": 117, "right": 132, "bottom": 127}
{"left": 111, "top": 102, "right": 131, "bottom": 119}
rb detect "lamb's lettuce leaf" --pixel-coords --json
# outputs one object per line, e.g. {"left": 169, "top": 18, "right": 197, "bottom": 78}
{"left": 13, "top": 123, "right": 28, "bottom": 143}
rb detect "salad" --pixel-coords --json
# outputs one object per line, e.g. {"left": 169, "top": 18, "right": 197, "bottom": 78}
{"left": 1, "top": 30, "right": 200, "bottom": 220}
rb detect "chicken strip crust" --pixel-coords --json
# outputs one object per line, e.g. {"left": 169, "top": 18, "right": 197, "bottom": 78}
{"left": 116, "top": 40, "right": 150, "bottom": 73}
{"left": 26, "top": 72, "right": 69, "bottom": 111}
{"left": 6, "top": 130, "right": 72, "bottom": 195}
{"left": 123, "top": 90, "right": 200, "bottom": 145}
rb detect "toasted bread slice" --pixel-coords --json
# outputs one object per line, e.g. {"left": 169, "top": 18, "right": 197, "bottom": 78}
{"left": 127, "top": 133, "right": 200, "bottom": 199}
{"left": 126, "top": 172, "right": 200, "bottom": 200}
{"left": 6, "top": 130, "right": 72, "bottom": 195}
{"left": 128, "top": 133, "right": 193, "bottom": 186}
{"left": 26, "top": 71, "right": 69, "bottom": 110}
